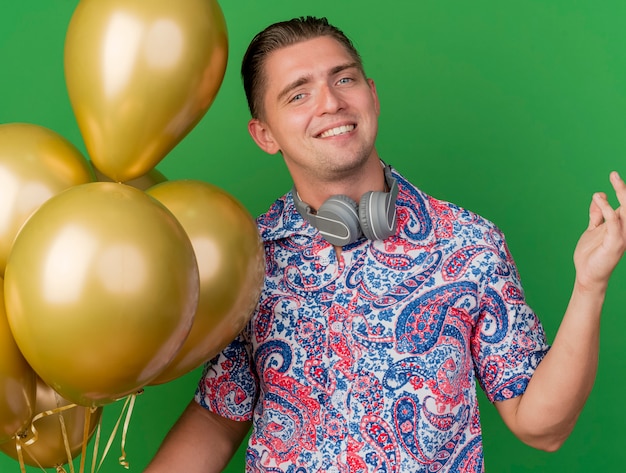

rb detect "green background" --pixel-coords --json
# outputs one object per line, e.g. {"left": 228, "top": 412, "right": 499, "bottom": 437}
{"left": 1, "top": 0, "right": 625, "bottom": 471}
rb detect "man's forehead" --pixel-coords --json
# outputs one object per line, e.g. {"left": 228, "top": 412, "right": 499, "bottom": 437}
{"left": 263, "top": 37, "right": 356, "bottom": 85}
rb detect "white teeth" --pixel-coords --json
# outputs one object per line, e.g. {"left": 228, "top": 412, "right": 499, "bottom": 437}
{"left": 319, "top": 124, "right": 355, "bottom": 138}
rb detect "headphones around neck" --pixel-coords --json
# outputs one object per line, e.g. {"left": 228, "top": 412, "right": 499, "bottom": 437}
{"left": 292, "top": 163, "right": 399, "bottom": 247}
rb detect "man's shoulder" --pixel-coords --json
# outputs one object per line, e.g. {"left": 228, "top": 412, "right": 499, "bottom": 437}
{"left": 255, "top": 191, "right": 311, "bottom": 243}
{"left": 394, "top": 170, "right": 501, "bottom": 238}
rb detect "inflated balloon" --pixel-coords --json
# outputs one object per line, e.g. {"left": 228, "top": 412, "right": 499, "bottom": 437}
{"left": 91, "top": 162, "right": 167, "bottom": 190}
{"left": 64, "top": 0, "right": 228, "bottom": 182}
{"left": 0, "top": 377, "right": 102, "bottom": 469}
{"left": 0, "top": 279, "right": 37, "bottom": 444}
{"left": 4, "top": 182, "right": 199, "bottom": 406}
{"left": 147, "top": 180, "right": 264, "bottom": 384}
{"left": 0, "top": 123, "right": 94, "bottom": 276}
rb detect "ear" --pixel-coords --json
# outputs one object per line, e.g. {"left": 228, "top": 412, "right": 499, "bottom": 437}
{"left": 248, "top": 118, "right": 280, "bottom": 154}
{"left": 367, "top": 78, "right": 381, "bottom": 116}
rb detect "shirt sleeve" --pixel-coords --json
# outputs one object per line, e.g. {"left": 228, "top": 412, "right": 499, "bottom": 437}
{"left": 194, "top": 325, "right": 258, "bottom": 421}
{"left": 472, "top": 231, "right": 551, "bottom": 403}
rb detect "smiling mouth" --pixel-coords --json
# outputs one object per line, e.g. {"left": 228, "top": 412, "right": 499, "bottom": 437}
{"left": 318, "top": 124, "right": 355, "bottom": 138}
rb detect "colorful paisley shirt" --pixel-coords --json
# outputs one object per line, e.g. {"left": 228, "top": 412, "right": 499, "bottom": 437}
{"left": 196, "top": 168, "right": 550, "bottom": 472}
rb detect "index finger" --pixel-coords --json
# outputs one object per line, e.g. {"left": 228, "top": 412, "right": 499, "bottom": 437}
{"left": 610, "top": 171, "right": 626, "bottom": 206}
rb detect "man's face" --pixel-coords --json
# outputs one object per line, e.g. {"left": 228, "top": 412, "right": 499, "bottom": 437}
{"left": 248, "top": 36, "right": 380, "bottom": 185}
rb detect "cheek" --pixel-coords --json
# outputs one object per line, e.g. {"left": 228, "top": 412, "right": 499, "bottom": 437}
{"left": 365, "top": 95, "right": 380, "bottom": 116}
{"left": 272, "top": 123, "right": 306, "bottom": 152}
{"left": 279, "top": 113, "right": 309, "bottom": 137}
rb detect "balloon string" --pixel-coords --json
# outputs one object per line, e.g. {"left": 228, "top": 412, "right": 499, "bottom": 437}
{"left": 77, "top": 407, "right": 92, "bottom": 473}
{"left": 14, "top": 439, "right": 27, "bottom": 473}
{"left": 14, "top": 435, "right": 47, "bottom": 472}
{"left": 53, "top": 391, "right": 74, "bottom": 473}
{"left": 56, "top": 403, "right": 75, "bottom": 473}
{"left": 118, "top": 392, "right": 139, "bottom": 469}
{"left": 11, "top": 403, "right": 78, "bottom": 473}
{"left": 96, "top": 391, "right": 140, "bottom": 472}
{"left": 91, "top": 413, "right": 102, "bottom": 473}
{"left": 24, "top": 403, "right": 78, "bottom": 446}
{"left": 96, "top": 396, "right": 129, "bottom": 472}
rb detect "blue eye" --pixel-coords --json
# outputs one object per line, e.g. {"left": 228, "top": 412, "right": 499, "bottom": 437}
{"left": 290, "top": 93, "right": 305, "bottom": 103}
{"left": 338, "top": 77, "right": 353, "bottom": 85}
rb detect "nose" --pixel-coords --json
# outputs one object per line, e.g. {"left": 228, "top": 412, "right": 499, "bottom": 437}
{"left": 316, "top": 84, "right": 345, "bottom": 115}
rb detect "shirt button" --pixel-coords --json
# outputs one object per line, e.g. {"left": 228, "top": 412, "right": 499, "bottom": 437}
{"left": 319, "top": 256, "right": 330, "bottom": 266}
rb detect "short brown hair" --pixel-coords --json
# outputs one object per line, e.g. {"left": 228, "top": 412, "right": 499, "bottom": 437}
{"left": 241, "top": 16, "right": 364, "bottom": 119}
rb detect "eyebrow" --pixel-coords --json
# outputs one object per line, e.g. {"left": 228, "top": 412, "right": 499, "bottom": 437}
{"left": 276, "top": 61, "right": 361, "bottom": 103}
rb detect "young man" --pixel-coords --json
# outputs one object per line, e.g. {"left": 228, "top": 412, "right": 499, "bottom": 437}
{"left": 146, "top": 17, "right": 626, "bottom": 472}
